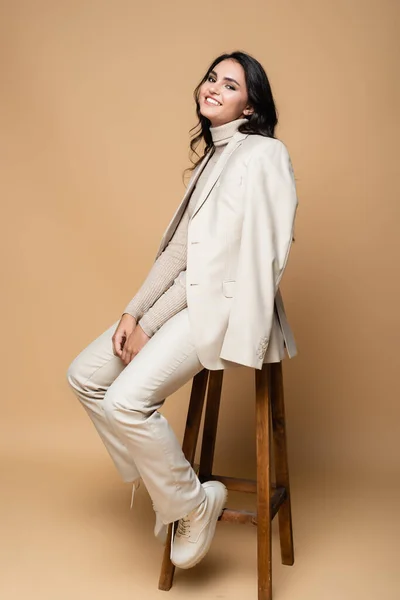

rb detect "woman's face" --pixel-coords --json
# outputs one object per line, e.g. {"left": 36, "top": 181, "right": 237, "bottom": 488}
{"left": 198, "top": 59, "right": 253, "bottom": 127}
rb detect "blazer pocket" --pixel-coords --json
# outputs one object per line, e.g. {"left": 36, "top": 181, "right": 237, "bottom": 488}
{"left": 222, "top": 280, "right": 236, "bottom": 298}
{"left": 216, "top": 174, "right": 243, "bottom": 189}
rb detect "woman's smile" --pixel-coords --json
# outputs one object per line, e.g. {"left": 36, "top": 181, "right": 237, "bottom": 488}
{"left": 204, "top": 96, "right": 222, "bottom": 106}
{"left": 198, "top": 58, "right": 253, "bottom": 126}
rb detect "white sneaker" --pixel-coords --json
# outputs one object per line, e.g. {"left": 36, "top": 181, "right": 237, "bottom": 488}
{"left": 129, "top": 480, "right": 167, "bottom": 544}
{"left": 170, "top": 481, "right": 227, "bottom": 569}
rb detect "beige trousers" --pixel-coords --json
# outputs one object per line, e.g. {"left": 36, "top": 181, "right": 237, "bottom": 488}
{"left": 66, "top": 308, "right": 219, "bottom": 524}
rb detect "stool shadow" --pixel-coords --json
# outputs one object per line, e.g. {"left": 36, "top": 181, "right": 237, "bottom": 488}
{"left": 173, "top": 553, "right": 235, "bottom": 587}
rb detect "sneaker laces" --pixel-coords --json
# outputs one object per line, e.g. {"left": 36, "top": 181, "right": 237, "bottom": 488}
{"left": 170, "top": 521, "right": 175, "bottom": 558}
{"left": 176, "top": 516, "right": 191, "bottom": 538}
{"left": 169, "top": 515, "right": 190, "bottom": 560}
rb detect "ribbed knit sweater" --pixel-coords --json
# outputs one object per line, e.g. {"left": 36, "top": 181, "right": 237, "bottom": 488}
{"left": 122, "top": 117, "right": 248, "bottom": 336}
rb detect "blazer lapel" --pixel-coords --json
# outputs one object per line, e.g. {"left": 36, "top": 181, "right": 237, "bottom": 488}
{"left": 190, "top": 130, "right": 249, "bottom": 220}
{"left": 154, "top": 151, "right": 212, "bottom": 258}
{"left": 155, "top": 130, "right": 249, "bottom": 259}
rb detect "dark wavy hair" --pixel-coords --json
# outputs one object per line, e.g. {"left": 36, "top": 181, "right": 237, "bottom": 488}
{"left": 182, "top": 51, "right": 298, "bottom": 242}
{"left": 183, "top": 50, "right": 279, "bottom": 181}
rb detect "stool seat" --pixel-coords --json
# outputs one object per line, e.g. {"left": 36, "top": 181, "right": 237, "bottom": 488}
{"left": 158, "top": 362, "right": 294, "bottom": 600}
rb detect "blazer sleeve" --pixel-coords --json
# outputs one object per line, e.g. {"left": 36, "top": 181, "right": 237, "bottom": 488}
{"left": 219, "top": 140, "right": 298, "bottom": 369}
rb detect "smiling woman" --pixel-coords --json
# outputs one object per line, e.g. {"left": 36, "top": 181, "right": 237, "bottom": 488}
{"left": 200, "top": 64, "right": 252, "bottom": 124}
{"left": 66, "top": 50, "right": 298, "bottom": 577}
{"left": 185, "top": 51, "right": 278, "bottom": 177}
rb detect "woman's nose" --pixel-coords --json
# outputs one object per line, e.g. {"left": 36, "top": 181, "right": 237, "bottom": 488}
{"left": 209, "top": 85, "right": 220, "bottom": 97}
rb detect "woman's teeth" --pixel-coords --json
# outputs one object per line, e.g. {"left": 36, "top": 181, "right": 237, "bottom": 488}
{"left": 205, "top": 97, "right": 221, "bottom": 106}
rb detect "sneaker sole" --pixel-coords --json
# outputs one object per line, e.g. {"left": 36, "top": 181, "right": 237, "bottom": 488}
{"left": 173, "top": 482, "right": 228, "bottom": 569}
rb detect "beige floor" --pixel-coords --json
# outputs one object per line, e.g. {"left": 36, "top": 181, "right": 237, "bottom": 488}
{"left": 1, "top": 448, "right": 399, "bottom": 600}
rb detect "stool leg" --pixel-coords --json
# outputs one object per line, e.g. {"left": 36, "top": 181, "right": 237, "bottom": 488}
{"left": 270, "top": 362, "right": 294, "bottom": 566}
{"left": 255, "top": 365, "right": 272, "bottom": 600}
{"left": 158, "top": 368, "right": 209, "bottom": 591}
{"left": 199, "top": 370, "right": 224, "bottom": 481}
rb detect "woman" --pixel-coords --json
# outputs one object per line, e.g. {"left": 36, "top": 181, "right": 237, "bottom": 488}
{"left": 67, "top": 50, "right": 298, "bottom": 571}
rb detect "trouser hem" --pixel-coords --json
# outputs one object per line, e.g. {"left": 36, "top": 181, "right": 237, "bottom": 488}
{"left": 158, "top": 486, "right": 207, "bottom": 525}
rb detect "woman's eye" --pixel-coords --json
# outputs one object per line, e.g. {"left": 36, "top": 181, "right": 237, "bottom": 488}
{"left": 207, "top": 76, "right": 235, "bottom": 91}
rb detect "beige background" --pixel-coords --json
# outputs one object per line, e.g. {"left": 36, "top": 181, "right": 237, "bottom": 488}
{"left": 1, "top": 1, "right": 399, "bottom": 599}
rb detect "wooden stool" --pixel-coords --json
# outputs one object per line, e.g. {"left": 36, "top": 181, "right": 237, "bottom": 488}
{"left": 158, "top": 362, "right": 294, "bottom": 600}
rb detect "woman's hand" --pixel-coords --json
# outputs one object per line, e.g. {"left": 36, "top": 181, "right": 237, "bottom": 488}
{"left": 120, "top": 323, "right": 150, "bottom": 366}
{"left": 112, "top": 313, "right": 137, "bottom": 359}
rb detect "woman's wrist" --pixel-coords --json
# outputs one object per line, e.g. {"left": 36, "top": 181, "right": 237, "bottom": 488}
{"left": 122, "top": 312, "right": 137, "bottom": 323}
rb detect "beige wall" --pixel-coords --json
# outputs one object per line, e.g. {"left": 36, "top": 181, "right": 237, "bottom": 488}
{"left": 1, "top": 0, "right": 399, "bottom": 485}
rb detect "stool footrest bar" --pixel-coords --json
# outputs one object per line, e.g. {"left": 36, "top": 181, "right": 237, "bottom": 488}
{"left": 219, "top": 487, "right": 287, "bottom": 525}
{"left": 199, "top": 474, "right": 278, "bottom": 494}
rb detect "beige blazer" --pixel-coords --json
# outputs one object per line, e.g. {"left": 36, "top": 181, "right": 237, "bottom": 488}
{"left": 154, "top": 130, "right": 299, "bottom": 370}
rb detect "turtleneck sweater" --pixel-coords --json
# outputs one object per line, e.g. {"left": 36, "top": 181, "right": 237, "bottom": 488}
{"left": 122, "top": 117, "right": 248, "bottom": 336}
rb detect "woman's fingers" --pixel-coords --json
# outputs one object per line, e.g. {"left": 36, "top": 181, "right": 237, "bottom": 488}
{"left": 112, "top": 331, "right": 122, "bottom": 357}
{"left": 120, "top": 326, "right": 150, "bottom": 365}
{"left": 112, "top": 314, "right": 136, "bottom": 358}
{"left": 121, "top": 343, "right": 135, "bottom": 365}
